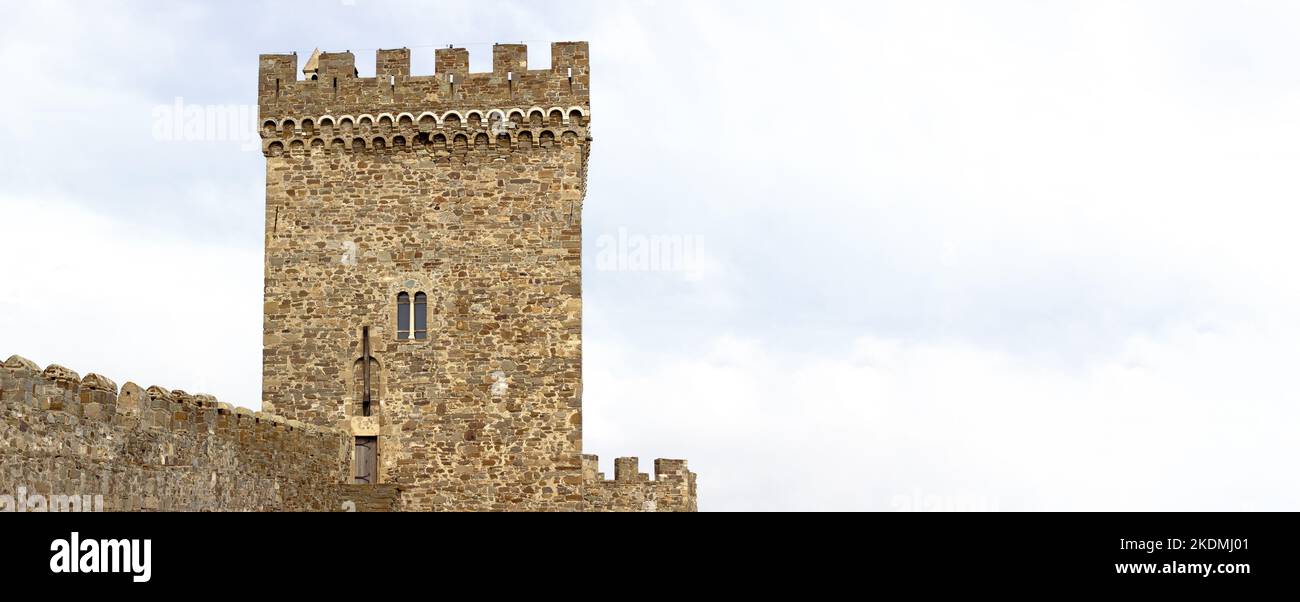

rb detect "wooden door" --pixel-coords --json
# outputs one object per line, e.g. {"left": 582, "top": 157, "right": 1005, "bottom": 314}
{"left": 354, "top": 437, "right": 377, "bottom": 484}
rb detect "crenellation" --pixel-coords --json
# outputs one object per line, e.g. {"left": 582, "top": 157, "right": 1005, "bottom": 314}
{"left": 259, "top": 43, "right": 590, "bottom": 129}
{"left": 145, "top": 385, "right": 170, "bottom": 401}
{"left": 492, "top": 43, "right": 528, "bottom": 75}
{"left": 0, "top": 358, "right": 345, "bottom": 439}
{"left": 0, "top": 358, "right": 354, "bottom": 511}
{"left": 193, "top": 393, "right": 217, "bottom": 409}
{"left": 40, "top": 364, "right": 79, "bottom": 414}
{"left": 258, "top": 53, "right": 297, "bottom": 100}
{"left": 655, "top": 459, "right": 690, "bottom": 479}
{"left": 376, "top": 48, "right": 410, "bottom": 79}
{"left": 118, "top": 382, "right": 144, "bottom": 415}
{"left": 4, "top": 354, "right": 40, "bottom": 372}
{"left": 434, "top": 47, "right": 469, "bottom": 80}
{"left": 316, "top": 51, "right": 358, "bottom": 79}
{"left": 42, "top": 364, "right": 80, "bottom": 388}
{"left": 578, "top": 454, "right": 698, "bottom": 512}
{"left": 78, "top": 373, "right": 117, "bottom": 423}
{"left": 615, "top": 456, "right": 643, "bottom": 482}
{"left": 80, "top": 373, "right": 117, "bottom": 394}
{"left": 581, "top": 454, "right": 603, "bottom": 481}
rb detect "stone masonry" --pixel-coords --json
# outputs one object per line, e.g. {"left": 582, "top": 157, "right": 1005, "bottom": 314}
{"left": 259, "top": 42, "right": 695, "bottom": 511}
{"left": 0, "top": 355, "right": 351, "bottom": 511}
{"left": 0, "top": 42, "right": 697, "bottom": 512}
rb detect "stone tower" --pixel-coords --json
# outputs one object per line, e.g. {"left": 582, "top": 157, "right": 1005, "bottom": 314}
{"left": 257, "top": 43, "right": 696, "bottom": 511}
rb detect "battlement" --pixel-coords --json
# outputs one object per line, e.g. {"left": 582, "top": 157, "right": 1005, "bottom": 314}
{"left": 1, "top": 354, "right": 351, "bottom": 511}
{"left": 1, "top": 354, "right": 342, "bottom": 437}
{"left": 580, "top": 454, "right": 698, "bottom": 512}
{"left": 258, "top": 42, "right": 589, "bottom": 125}
{"left": 580, "top": 454, "right": 693, "bottom": 482}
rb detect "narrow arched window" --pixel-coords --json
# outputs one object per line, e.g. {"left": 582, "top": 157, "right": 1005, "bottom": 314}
{"left": 397, "top": 292, "right": 410, "bottom": 340}
{"left": 414, "top": 292, "right": 428, "bottom": 340}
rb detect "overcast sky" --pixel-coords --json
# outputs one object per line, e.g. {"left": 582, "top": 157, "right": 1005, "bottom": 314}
{"left": 3, "top": 0, "right": 1299, "bottom": 511}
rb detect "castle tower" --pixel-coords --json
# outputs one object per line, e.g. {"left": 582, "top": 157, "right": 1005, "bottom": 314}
{"left": 258, "top": 42, "right": 695, "bottom": 511}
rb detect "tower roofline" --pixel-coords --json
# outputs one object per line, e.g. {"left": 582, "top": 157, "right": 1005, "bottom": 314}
{"left": 258, "top": 42, "right": 590, "bottom": 121}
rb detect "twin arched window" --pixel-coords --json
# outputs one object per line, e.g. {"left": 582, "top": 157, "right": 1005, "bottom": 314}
{"left": 397, "top": 291, "right": 427, "bottom": 340}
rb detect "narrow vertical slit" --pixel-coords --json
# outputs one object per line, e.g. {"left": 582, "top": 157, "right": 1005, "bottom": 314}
{"left": 361, "top": 326, "right": 372, "bottom": 417}
{"left": 414, "top": 292, "right": 427, "bottom": 340}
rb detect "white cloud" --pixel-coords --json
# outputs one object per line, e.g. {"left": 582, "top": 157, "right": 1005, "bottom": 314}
{"left": 0, "top": 196, "right": 263, "bottom": 409}
{"left": 585, "top": 320, "right": 1300, "bottom": 511}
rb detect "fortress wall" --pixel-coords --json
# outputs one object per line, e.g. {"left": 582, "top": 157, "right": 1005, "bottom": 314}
{"left": 0, "top": 353, "right": 696, "bottom": 512}
{"left": 0, "top": 353, "right": 696, "bottom": 514}
{"left": 580, "top": 455, "right": 698, "bottom": 512}
{"left": 0, "top": 355, "right": 351, "bottom": 511}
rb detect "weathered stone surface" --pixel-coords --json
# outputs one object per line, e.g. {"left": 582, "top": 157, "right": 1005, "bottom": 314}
{"left": 334, "top": 484, "right": 403, "bottom": 512}
{"left": 116, "top": 382, "right": 146, "bottom": 416}
{"left": 0, "top": 364, "right": 350, "bottom": 511}
{"left": 42, "top": 364, "right": 79, "bottom": 386}
{"left": 80, "top": 373, "right": 117, "bottom": 394}
{"left": 0, "top": 41, "right": 696, "bottom": 513}
{"left": 257, "top": 42, "right": 694, "bottom": 512}
{"left": 4, "top": 354, "right": 40, "bottom": 372}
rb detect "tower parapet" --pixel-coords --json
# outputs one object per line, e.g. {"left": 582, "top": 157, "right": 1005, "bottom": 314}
{"left": 580, "top": 455, "right": 698, "bottom": 512}
{"left": 258, "top": 42, "right": 590, "bottom": 155}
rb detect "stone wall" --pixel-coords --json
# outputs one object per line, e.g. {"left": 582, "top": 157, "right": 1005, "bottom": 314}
{"left": 261, "top": 132, "right": 590, "bottom": 510}
{"left": 0, "top": 355, "right": 350, "bottom": 511}
{"left": 0, "top": 354, "right": 695, "bottom": 512}
{"left": 581, "top": 456, "right": 698, "bottom": 512}
{"left": 335, "top": 484, "right": 404, "bottom": 512}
